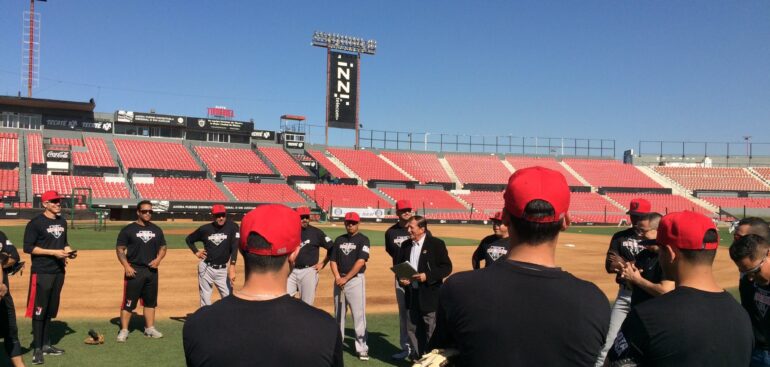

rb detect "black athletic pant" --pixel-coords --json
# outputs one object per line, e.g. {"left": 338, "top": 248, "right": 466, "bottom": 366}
{"left": 26, "top": 273, "right": 65, "bottom": 349}
{"left": 0, "top": 294, "right": 22, "bottom": 358}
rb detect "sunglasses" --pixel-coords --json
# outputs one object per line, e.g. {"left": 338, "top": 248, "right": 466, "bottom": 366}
{"left": 300, "top": 215, "right": 311, "bottom": 220}
{"left": 344, "top": 221, "right": 358, "bottom": 226}
{"left": 139, "top": 209, "right": 154, "bottom": 215}
{"left": 742, "top": 249, "right": 770, "bottom": 277}
{"left": 213, "top": 213, "right": 227, "bottom": 218}
{"left": 47, "top": 199, "right": 61, "bottom": 205}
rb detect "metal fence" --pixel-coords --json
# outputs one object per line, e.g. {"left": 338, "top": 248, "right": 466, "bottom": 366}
{"left": 638, "top": 141, "right": 770, "bottom": 158}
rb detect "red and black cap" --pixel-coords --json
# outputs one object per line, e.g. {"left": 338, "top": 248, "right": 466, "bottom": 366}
{"left": 41, "top": 191, "right": 62, "bottom": 203}
{"left": 396, "top": 199, "right": 413, "bottom": 211}
{"left": 657, "top": 211, "right": 719, "bottom": 250}
{"left": 239, "top": 204, "right": 301, "bottom": 256}
{"left": 211, "top": 204, "right": 227, "bottom": 215}
{"left": 344, "top": 212, "right": 360, "bottom": 223}
{"left": 295, "top": 206, "right": 311, "bottom": 216}
{"left": 489, "top": 211, "right": 504, "bottom": 222}
{"left": 627, "top": 198, "right": 652, "bottom": 216}
{"left": 503, "top": 166, "right": 570, "bottom": 223}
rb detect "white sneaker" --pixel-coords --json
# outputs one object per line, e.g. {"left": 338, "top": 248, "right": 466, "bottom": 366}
{"left": 144, "top": 327, "right": 163, "bottom": 338}
{"left": 116, "top": 329, "right": 129, "bottom": 343}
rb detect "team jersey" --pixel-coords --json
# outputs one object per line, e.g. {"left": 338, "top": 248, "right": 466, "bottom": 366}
{"left": 739, "top": 276, "right": 770, "bottom": 350}
{"left": 330, "top": 232, "right": 370, "bottom": 276}
{"left": 0, "top": 231, "right": 20, "bottom": 286}
{"left": 116, "top": 222, "right": 167, "bottom": 267}
{"left": 471, "top": 234, "right": 510, "bottom": 269}
{"left": 183, "top": 295, "right": 343, "bottom": 367}
{"left": 295, "top": 225, "right": 333, "bottom": 268}
{"left": 185, "top": 220, "right": 239, "bottom": 265}
{"left": 606, "top": 227, "right": 646, "bottom": 285}
{"left": 23, "top": 214, "right": 68, "bottom": 274}
{"left": 385, "top": 222, "right": 410, "bottom": 265}
{"left": 607, "top": 287, "right": 753, "bottom": 367}
{"left": 629, "top": 248, "right": 663, "bottom": 307}
{"left": 431, "top": 260, "right": 610, "bottom": 366}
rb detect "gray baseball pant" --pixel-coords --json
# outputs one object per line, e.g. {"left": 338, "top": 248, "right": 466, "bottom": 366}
{"left": 395, "top": 280, "right": 410, "bottom": 352}
{"left": 595, "top": 287, "right": 632, "bottom": 366}
{"left": 334, "top": 274, "right": 368, "bottom": 354}
{"left": 287, "top": 267, "right": 319, "bottom": 305}
{"left": 198, "top": 262, "right": 232, "bottom": 307}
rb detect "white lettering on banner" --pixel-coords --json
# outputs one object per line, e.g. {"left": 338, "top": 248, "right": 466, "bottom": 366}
{"left": 46, "top": 151, "right": 70, "bottom": 159}
{"left": 331, "top": 207, "right": 384, "bottom": 219}
{"left": 333, "top": 55, "right": 354, "bottom": 120}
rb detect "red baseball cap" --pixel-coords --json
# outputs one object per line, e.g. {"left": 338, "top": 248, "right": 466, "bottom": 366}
{"left": 503, "top": 166, "right": 570, "bottom": 223}
{"left": 211, "top": 204, "right": 226, "bottom": 215}
{"left": 396, "top": 199, "right": 413, "bottom": 211}
{"left": 657, "top": 211, "right": 719, "bottom": 250}
{"left": 41, "top": 191, "right": 62, "bottom": 203}
{"left": 344, "top": 212, "right": 360, "bottom": 223}
{"left": 489, "top": 211, "right": 504, "bottom": 221}
{"left": 627, "top": 198, "right": 652, "bottom": 216}
{"left": 239, "top": 204, "right": 301, "bottom": 256}
{"left": 295, "top": 206, "right": 311, "bottom": 216}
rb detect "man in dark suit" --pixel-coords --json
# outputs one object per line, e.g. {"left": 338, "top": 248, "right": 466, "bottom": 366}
{"left": 397, "top": 215, "right": 452, "bottom": 360}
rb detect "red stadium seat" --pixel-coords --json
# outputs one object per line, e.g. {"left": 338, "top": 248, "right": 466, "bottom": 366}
{"left": 26, "top": 133, "right": 43, "bottom": 165}
{"left": 505, "top": 156, "right": 583, "bottom": 186}
{"left": 444, "top": 154, "right": 511, "bottom": 185}
{"left": 306, "top": 150, "right": 352, "bottom": 179}
{"left": 654, "top": 166, "right": 768, "bottom": 192}
{"left": 606, "top": 192, "right": 713, "bottom": 216}
{"left": 379, "top": 188, "right": 466, "bottom": 210}
{"left": 114, "top": 139, "right": 201, "bottom": 172}
{"left": 31, "top": 174, "right": 130, "bottom": 199}
{"left": 194, "top": 146, "right": 273, "bottom": 176}
{"left": 380, "top": 151, "right": 452, "bottom": 184}
{"left": 327, "top": 148, "right": 411, "bottom": 182}
{"left": 258, "top": 146, "right": 310, "bottom": 177}
{"left": 134, "top": 177, "right": 226, "bottom": 201}
{"left": 302, "top": 184, "right": 390, "bottom": 209}
{"left": 563, "top": 159, "right": 661, "bottom": 188}
{"left": 224, "top": 182, "right": 306, "bottom": 204}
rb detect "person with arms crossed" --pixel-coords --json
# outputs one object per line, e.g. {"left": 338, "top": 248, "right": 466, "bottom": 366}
{"left": 186, "top": 204, "right": 239, "bottom": 306}
{"left": 23, "top": 191, "right": 75, "bottom": 365}
{"left": 183, "top": 204, "right": 342, "bottom": 367}
{"left": 0, "top": 230, "right": 25, "bottom": 367}
{"left": 287, "top": 206, "right": 333, "bottom": 305}
{"left": 429, "top": 167, "right": 610, "bottom": 366}
{"left": 385, "top": 199, "right": 414, "bottom": 360}
{"left": 115, "top": 201, "right": 167, "bottom": 342}
{"left": 730, "top": 234, "right": 770, "bottom": 366}
{"left": 619, "top": 213, "right": 674, "bottom": 307}
{"left": 471, "top": 211, "right": 510, "bottom": 269}
{"left": 606, "top": 211, "right": 753, "bottom": 366}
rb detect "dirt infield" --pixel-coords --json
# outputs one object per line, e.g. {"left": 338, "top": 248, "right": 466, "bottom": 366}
{"left": 4, "top": 226, "right": 740, "bottom": 319}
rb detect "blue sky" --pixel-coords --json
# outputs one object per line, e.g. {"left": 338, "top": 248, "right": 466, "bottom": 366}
{"left": 0, "top": 1, "right": 768, "bottom": 156}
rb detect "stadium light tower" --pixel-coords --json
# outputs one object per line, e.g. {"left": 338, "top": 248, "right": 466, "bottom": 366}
{"left": 22, "top": 0, "right": 45, "bottom": 97}
{"left": 312, "top": 31, "right": 377, "bottom": 147}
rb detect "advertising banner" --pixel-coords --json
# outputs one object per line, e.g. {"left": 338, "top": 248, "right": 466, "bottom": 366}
{"left": 327, "top": 51, "right": 358, "bottom": 129}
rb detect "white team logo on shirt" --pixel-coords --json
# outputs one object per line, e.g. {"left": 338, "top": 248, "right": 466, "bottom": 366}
{"left": 621, "top": 238, "right": 644, "bottom": 256}
{"left": 487, "top": 246, "right": 508, "bottom": 261}
{"left": 300, "top": 239, "right": 311, "bottom": 248}
{"left": 47, "top": 225, "right": 65, "bottom": 239}
{"left": 394, "top": 236, "right": 410, "bottom": 248}
{"left": 208, "top": 233, "right": 227, "bottom": 246}
{"left": 136, "top": 231, "right": 156, "bottom": 244}
{"left": 612, "top": 331, "right": 629, "bottom": 355}
{"left": 339, "top": 242, "right": 357, "bottom": 256}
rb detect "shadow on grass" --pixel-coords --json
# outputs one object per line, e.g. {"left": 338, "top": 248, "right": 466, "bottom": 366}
{"left": 343, "top": 327, "right": 410, "bottom": 366}
{"left": 19, "top": 320, "right": 76, "bottom": 358}
{"left": 109, "top": 313, "right": 151, "bottom": 333}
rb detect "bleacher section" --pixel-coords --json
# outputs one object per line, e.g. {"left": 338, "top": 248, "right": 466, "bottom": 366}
{"left": 569, "top": 192, "right": 626, "bottom": 224}
{"left": 73, "top": 137, "right": 117, "bottom": 168}
{"left": 224, "top": 182, "right": 306, "bottom": 204}
{"left": 444, "top": 154, "right": 510, "bottom": 185}
{"left": 427, "top": 211, "right": 485, "bottom": 221}
{"left": 302, "top": 184, "right": 390, "bottom": 209}
{"left": 0, "top": 170, "right": 18, "bottom": 197}
{"left": 134, "top": 177, "right": 226, "bottom": 201}
{"left": 306, "top": 150, "right": 351, "bottom": 179}
{"left": 0, "top": 133, "right": 18, "bottom": 165}
{"left": 699, "top": 196, "right": 770, "bottom": 210}
{"left": 26, "top": 133, "right": 43, "bottom": 165}
{"left": 114, "top": 139, "right": 201, "bottom": 172}
{"left": 606, "top": 193, "right": 712, "bottom": 216}
{"left": 193, "top": 146, "right": 272, "bottom": 176}
{"left": 380, "top": 151, "right": 452, "bottom": 184}
{"left": 50, "top": 137, "right": 83, "bottom": 146}
{"left": 654, "top": 167, "right": 768, "bottom": 192}
{"left": 454, "top": 191, "right": 503, "bottom": 215}
{"left": 258, "top": 146, "right": 310, "bottom": 177}
{"left": 505, "top": 156, "right": 583, "bottom": 186}
{"left": 379, "top": 188, "right": 465, "bottom": 210}
{"left": 564, "top": 159, "right": 661, "bottom": 188}
{"left": 754, "top": 168, "right": 770, "bottom": 182}
{"left": 327, "top": 147, "right": 411, "bottom": 182}
{"left": 32, "top": 174, "right": 129, "bottom": 199}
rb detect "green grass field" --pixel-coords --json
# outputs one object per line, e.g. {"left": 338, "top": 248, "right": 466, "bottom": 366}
{"left": 567, "top": 226, "right": 735, "bottom": 247}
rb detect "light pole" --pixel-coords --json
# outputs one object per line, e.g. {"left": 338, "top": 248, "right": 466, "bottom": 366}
{"left": 424, "top": 132, "right": 431, "bottom": 151}
{"left": 743, "top": 136, "right": 752, "bottom": 157}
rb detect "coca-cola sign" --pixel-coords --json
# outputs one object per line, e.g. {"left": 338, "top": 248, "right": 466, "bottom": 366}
{"left": 45, "top": 150, "right": 70, "bottom": 161}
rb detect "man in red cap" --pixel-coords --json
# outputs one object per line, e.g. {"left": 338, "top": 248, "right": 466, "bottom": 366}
{"left": 23, "top": 190, "right": 76, "bottom": 364}
{"left": 596, "top": 198, "right": 653, "bottom": 366}
{"left": 606, "top": 211, "right": 752, "bottom": 366}
{"left": 287, "top": 206, "right": 333, "bottom": 305}
{"left": 385, "top": 199, "right": 414, "bottom": 360}
{"left": 185, "top": 204, "right": 240, "bottom": 306}
{"left": 330, "top": 211, "right": 370, "bottom": 360}
{"left": 430, "top": 167, "right": 609, "bottom": 366}
{"left": 471, "top": 211, "right": 511, "bottom": 269}
{"left": 183, "top": 204, "right": 342, "bottom": 367}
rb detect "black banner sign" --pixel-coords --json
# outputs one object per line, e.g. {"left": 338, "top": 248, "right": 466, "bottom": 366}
{"left": 327, "top": 51, "right": 358, "bottom": 129}
{"left": 165, "top": 202, "right": 261, "bottom": 212}
{"left": 251, "top": 130, "right": 275, "bottom": 141}
{"left": 285, "top": 141, "right": 305, "bottom": 149}
{"left": 43, "top": 115, "right": 114, "bottom": 133}
{"left": 45, "top": 150, "right": 70, "bottom": 162}
{"left": 116, "top": 111, "right": 186, "bottom": 126}
{"left": 187, "top": 118, "right": 253, "bottom": 132}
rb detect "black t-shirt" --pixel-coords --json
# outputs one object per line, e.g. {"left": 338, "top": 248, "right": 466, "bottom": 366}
{"left": 430, "top": 260, "right": 610, "bottom": 366}
{"left": 116, "top": 222, "right": 167, "bottom": 267}
{"left": 185, "top": 220, "right": 239, "bottom": 265}
{"left": 739, "top": 276, "right": 770, "bottom": 350}
{"left": 471, "top": 234, "right": 510, "bottom": 269}
{"left": 0, "top": 231, "right": 20, "bottom": 287}
{"left": 385, "top": 222, "right": 410, "bottom": 265}
{"left": 607, "top": 227, "right": 646, "bottom": 285}
{"left": 295, "top": 225, "right": 333, "bottom": 268}
{"left": 630, "top": 249, "right": 663, "bottom": 307}
{"left": 330, "top": 232, "right": 370, "bottom": 276}
{"left": 23, "top": 214, "right": 68, "bottom": 274}
{"left": 183, "top": 295, "right": 342, "bottom": 367}
{"left": 607, "top": 287, "right": 753, "bottom": 367}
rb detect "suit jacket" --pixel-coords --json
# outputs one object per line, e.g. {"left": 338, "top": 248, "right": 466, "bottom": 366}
{"left": 398, "top": 234, "right": 453, "bottom": 313}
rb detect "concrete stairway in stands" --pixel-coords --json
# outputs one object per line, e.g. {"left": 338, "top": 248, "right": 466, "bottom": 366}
{"left": 184, "top": 144, "right": 210, "bottom": 175}
{"left": 559, "top": 161, "right": 593, "bottom": 188}
{"left": 252, "top": 147, "right": 281, "bottom": 176}
{"left": 215, "top": 181, "right": 237, "bottom": 201}
{"left": 747, "top": 167, "right": 770, "bottom": 188}
{"left": 98, "top": 134, "right": 124, "bottom": 174}
{"left": 438, "top": 157, "right": 463, "bottom": 189}
{"left": 635, "top": 166, "right": 719, "bottom": 213}
{"left": 325, "top": 151, "right": 362, "bottom": 183}
{"left": 378, "top": 153, "right": 417, "bottom": 181}
{"left": 500, "top": 158, "right": 515, "bottom": 174}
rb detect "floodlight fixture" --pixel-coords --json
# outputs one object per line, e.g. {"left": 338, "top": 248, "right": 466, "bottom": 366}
{"left": 312, "top": 31, "right": 377, "bottom": 55}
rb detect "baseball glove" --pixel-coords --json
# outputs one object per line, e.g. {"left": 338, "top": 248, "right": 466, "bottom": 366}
{"left": 7, "top": 261, "right": 24, "bottom": 276}
{"left": 84, "top": 329, "right": 104, "bottom": 345}
{"left": 412, "top": 349, "right": 459, "bottom": 367}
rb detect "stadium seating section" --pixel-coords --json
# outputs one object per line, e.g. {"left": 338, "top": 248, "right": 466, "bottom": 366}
{"left": 134, "top": 177, "right": 226, "bottom": 201}
{"left": 302, "top": 184, "right": 390, "bottom": 209}
{"left": 427, "top": 211, "right": 486, "bottom": 221}
{"left": 26, "top": 133, "right": 43, "bottom": 165}
{"left": 258, "top": 146, "right": 310, "bottom": 177}
{"left": 327, "top": 148, "right": 411, "bottom": 182}
{"left": 224, "top": 182, "right": 306, "bottom": 204}
{"left": 564, "top": 159, "right": 661, "bottom": 188}
{"left": 115, "top": 139, "right": 201, "bottom": 172}
{"left": 654, "top": 167, "right": 768, "bottom": 192}
{"left": 193, "top": 146, "right": 272, "bottom": 176}
{"left": 32, "top": 174, "right": 129, "bottom": 199}
{"left": 454, "top": 190, "right": 504, "bottom": 215}
{"left": 74, "top": 137, "right": 117, "bottom": 167}
{"left": 606, "top": 192, "right": 712, "bottom": 216}
{"left": 380, "top": 151, "right": 452, "bottom": 184}
{"left": 0, "top": 133, "right": 18, "bottom": 164}
{"left": 50, "top": 137, "right": 83, "bottom": 146}
{"left": 699, "top": 196, "right": 770, "bottom": 210}
{"left": 306, "top": 150, "right": 351, "bottom": 179}
{"left": 569, "top": 192, "right": 626, "bottom": 224}
{"left": 754, "top": 168, "right": 770, "bottom": 182}
{"left": 444, "top": 154, "right": 511, "bottom": 185}
{"left": 505, "top": 156, "right": 583, "bottom": 186}
{"left": 378, "top": 188, "right": 466, "bottom": 210}
{"left": 0, "top": 170, "right": 18, "bottom": 196}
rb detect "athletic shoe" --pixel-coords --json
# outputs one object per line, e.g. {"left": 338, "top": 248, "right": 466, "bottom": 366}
{"left": 42, "top": 345, "right": 65, "bottom": 355}
{"left": 359, "top": 352, "right": 369, "bottom": 361}
{"left": 32, "top": 349, "right": 43, "bottom": 365}
{"left": 144, "top": 327, "right": 163, "bottom": 338}
{"left": 392, "top": 347, "right": 411, "bottom": 360}
{"left": 116, "top": 329, "right": 129, "bottom": 342}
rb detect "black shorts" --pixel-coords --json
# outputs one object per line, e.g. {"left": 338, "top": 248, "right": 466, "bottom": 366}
{"left": 121, "top": 266, "right": 158, "bottom": 311}
{"left": 25, "top": 272, "right": 65, "bottom": 320}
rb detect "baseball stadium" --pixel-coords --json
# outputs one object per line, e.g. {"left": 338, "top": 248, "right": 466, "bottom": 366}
{"left": 0, "top": 1, "right": 768, "bottom": 366}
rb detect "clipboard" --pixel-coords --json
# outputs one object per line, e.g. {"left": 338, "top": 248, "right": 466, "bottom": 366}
{"left": 391, "top": 261, "right": 418, "bottom": 279}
